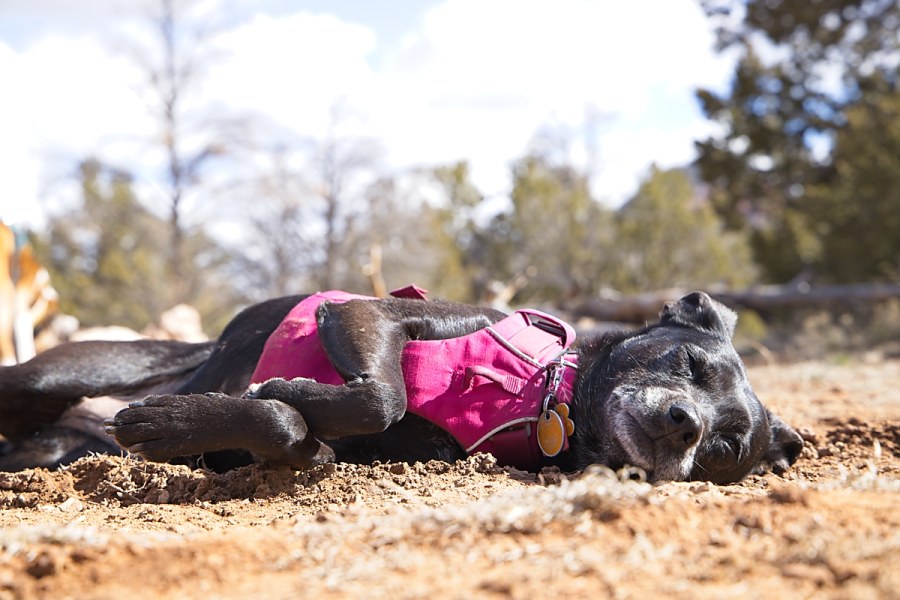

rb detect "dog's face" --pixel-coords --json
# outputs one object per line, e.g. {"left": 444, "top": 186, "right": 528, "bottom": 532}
{"left": 573, "top": 292, "right": 803, "bottom": 483}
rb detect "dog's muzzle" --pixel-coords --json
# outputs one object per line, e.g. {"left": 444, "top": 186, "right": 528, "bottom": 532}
{"left": 610, "top": 387, "right": 704, "bottom": 480}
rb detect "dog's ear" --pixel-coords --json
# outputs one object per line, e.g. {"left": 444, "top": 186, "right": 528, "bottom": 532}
{"left": 763, "top": 409, "right": 804, "bottom": 474}
{"left": 660, "top": 291, "right": 737, "bottom": 339}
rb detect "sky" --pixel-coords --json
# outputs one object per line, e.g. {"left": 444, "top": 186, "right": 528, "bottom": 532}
{"left": 0, "top": 0, "right": 736, "bottom": 230}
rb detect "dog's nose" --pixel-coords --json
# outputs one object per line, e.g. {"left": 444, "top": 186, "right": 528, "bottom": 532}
{"left": 667, "top": 403, "right": 702, "bottom": 449}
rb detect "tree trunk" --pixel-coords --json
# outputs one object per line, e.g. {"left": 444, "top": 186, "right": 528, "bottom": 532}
{"left": 564, "top": 283, "right": 900, "bottom": 323}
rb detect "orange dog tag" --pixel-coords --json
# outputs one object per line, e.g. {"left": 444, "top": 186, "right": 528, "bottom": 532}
{"left": 555, "top": 403, "right": 575, "bottom": 437}
{"left": 537, "top": 409, "right": 565, "bottom": 457}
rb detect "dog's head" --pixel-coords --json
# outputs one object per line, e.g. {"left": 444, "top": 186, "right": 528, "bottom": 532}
{"left": 572, "top": 291, "right": 803, "bottom": 483}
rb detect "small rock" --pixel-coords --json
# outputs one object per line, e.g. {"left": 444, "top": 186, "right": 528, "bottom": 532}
{"left": 59, "top": 497, "right": 84, "bottom": 512}
{"left": 781, "top": 562, "right": 833, "bottom": 585}
{"left": 798, "top": 428, "right": 819, "bottom": 444}
{"left": 689, "top": 482, "right": 713, "bottom": 494}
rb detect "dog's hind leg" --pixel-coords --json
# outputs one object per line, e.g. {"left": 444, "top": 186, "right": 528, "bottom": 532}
{"left": 0, "top": 339, "right": 215, "bottom": 441}
{"left": 105, "top": 297, "right": 410, "bottom": 464}
{"left": 106, "top": 299, "right": 423, "bottom": 463}
{"left": 0, "top": 426, "right": 119, "bottom": 471}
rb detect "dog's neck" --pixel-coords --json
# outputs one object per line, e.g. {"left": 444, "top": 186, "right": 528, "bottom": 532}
{"left": 532, "top": 354, "right": 579, "bottom": 465}
{"left": 558, "top": 330, "right": 637, "bottom": 470}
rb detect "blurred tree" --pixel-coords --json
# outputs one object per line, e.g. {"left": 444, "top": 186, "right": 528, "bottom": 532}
{"left": 806, "top": 93, "right": 900, "bottom": 281}
{"left": 696, "top": 0, "right": 900, "bottom": 283}
{"left": 232, "top": 107, "right": 383, "bottom": 299}
{"left": 608, "top": 166, "right": 757, "bottom": 291}
{"left": 233, "top": 148, "right": 317, "bottom": 303}
{"left": 349, "top": 174, "right": 445, "bottom": 296}
{"left": 308, "top": 108, "right": 382, "bottom": 290}
{"left": 34, "top": 159, "right": 238, "bottom": 332}
{"left": 124, "top": 0, "right": 246, "bottom": 304}
{"left": 426, "top": 161, "right": 490, "bottom": 301}
{"left": 335, "top": 164, "right": 486, "bottom": 302}
{"left": 486, "top": 154, "right": 614, "bottom": 303}
{"left": 40, "top": 159, "right": 166, "bottom": 328}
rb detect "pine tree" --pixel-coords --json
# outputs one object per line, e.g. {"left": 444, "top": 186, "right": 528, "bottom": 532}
{"left": 609, "top": 166, "right": 757, "bottom": 292}
{"left": 34, "top": 159, "right": 239, "bottom": 332}
{"left": 36, "top": 160, "right": 169, "bottom": 329}
{"left": 696, "top": 0, "right": 900, "bottom": 283}
{"left": 490, "top": 154, "right": 613, "bottom": 302}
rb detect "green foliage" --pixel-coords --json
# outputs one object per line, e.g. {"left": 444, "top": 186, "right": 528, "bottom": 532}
{"left": 695, "top": 48, "right": 828, "bottom": 282}
{"left": 338, "top": 163, "right": 493, "bottom": 303}
{"left": 696, "top": 0, "right": 900, "bottom": 283}
{"left": 488, "top": 154, "right": 615, "bottom": 302}
{"left": 806, "top": 93, "right": 900, "bottom": 281}
{"left": 34, "top": 160, "right": 169, "bottom": 329}
{"left": 340, "top": 175, "right": 431, "bottom": 295}
{"left": 607, "top": 166, "right": 757, "bottom": 292}
{"left": 407, "top": 159, "right": 753, "bottom": 304}
{"left": 425, "top": 162, "right": 487, "bottom": 301}
{"left": 34, "top": 159, "right": 239, "bottom": 332}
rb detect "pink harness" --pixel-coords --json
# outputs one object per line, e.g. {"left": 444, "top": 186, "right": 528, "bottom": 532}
{"left": 250, "top": 289, "right": 579, "bottom": 470}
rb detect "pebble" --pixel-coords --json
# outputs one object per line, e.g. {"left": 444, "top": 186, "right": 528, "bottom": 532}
{"left": 59, "top": 497, "right": 84, "bottom": 512}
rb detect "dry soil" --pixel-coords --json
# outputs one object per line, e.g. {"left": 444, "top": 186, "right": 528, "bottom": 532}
{"left": 0, "top": 358, "right": 898, "bottom": 599}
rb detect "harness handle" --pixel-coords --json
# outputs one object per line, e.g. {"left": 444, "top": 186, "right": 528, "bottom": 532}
{"left": 520, "top": 309, "right": 576, "bottom": 347}
{"left": 389, "top": 284, "right": 429, "bottom": 300}
{"left": 488, "top": 309, "right": 576, "bottom": 363}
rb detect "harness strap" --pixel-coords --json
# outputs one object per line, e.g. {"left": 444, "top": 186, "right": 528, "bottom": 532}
{"left": 464, "top": 365, "right": 526, "bottom": 396}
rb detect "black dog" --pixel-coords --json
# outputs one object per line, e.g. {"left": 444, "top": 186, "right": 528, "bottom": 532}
{"left": 0, "top": 291, "right": 802, "bottom": 482}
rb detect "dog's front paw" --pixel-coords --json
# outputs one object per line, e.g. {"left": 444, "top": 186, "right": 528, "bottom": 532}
{"left": 103, "top": 393, "right": 224, "bottom": 462}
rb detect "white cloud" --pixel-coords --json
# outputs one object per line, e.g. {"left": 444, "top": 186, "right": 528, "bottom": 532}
{"left": 0, "top": 0, "right": 734, "bottom": 229}
{"left": 0, "top": 35, "right": 150, "bottom": 226}
{"left": 362, "top": 0, "right": 733, "bottom": 201}
{"left": 596, "top": 119, "right": 721, "bottom": 202}
{"left": 204, "top": 12, "right": 377, "bottom": 137}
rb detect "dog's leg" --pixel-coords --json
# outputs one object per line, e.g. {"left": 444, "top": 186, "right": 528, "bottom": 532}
{"left": 245, "top": 299, "right": 412, "bottom": 439}
{"left": 0, "top": 339, "right": 215, "bottom": 441}
{"left": 0, "top": 426, "right": 119, "bottom": 471}
{"left": 105, "top": 393, "right": 334, "bottom": 469}
{"left": 250, "top": 298, "right": 505, "bottom": 439}
{"left": 107, "top": 298, "right": 501, "bottom": 465}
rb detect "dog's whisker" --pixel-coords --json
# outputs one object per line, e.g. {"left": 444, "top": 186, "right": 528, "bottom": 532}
{"left": 690, "top": 459, "right": 710, "bottom": 480}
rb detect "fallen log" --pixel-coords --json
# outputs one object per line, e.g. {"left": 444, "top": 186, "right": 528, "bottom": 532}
{"left": 563, "top": 283, "right": 900, "bottom": 324}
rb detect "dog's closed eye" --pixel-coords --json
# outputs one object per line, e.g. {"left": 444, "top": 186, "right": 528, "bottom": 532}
{"left": 719, "top": 435, "right": 743, "bottom": 461}
{"left": 679, "top": 348, "right": 702, "bottom": 381}
{"left": 702, "top": 434, "right": 742, "bottom": 463}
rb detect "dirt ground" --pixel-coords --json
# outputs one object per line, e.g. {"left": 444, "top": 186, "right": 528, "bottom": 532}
{"left": 0, "top": 357, "right": 898, "bottom": 599}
